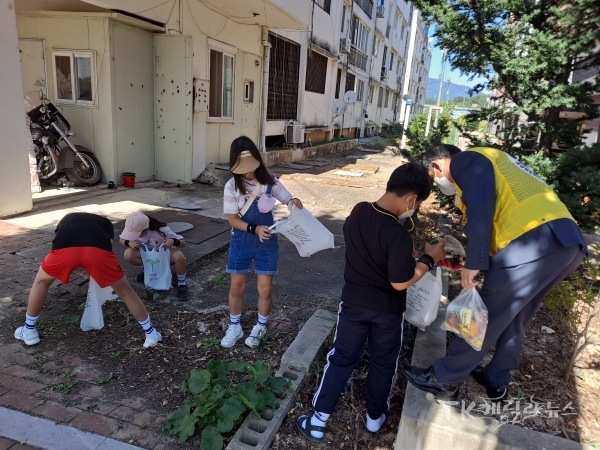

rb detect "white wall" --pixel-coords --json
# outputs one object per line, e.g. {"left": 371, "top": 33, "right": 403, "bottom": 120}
{"left": 0, "top": 0, "right": 33, "bottom": 216}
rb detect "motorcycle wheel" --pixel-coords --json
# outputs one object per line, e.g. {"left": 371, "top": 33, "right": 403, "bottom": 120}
{"left": 65, "top": 152, "right": 102, "bottom": 186}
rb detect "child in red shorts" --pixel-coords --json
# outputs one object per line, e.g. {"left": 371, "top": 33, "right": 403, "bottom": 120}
{"left": 14, "top": 212, "right": 162, "bottom": 348}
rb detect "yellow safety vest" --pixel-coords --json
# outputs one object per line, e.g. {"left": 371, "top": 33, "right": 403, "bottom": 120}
{"left": 453, "top": 147, "right": 574, "bottom": 255}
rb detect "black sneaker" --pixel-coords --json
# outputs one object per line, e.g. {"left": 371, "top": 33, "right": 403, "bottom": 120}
{"left": 177, "top": 284, "right": 189, "bottom": 301}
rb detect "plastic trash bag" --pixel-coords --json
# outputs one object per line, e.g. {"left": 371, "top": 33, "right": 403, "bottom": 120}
{"left": 80, "top": 277, "right": 118, "bottom": 331}
{"left": 269, "top": 205, "right": 334, "bottom": 257}
{"left": 441, "top": 288, "right": 488, "bottom": 351}
{"left": 140, "top": 244, "right": 172, "bottom": 290}
{"left": 405, "top": 266, "right": 443, "bottom": 330}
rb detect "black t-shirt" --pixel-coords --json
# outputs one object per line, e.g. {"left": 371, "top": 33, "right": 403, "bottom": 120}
{"left": 52, "top": 213, "right": 114, "bottom": 251}
{"left": 341, "top": 202, "right": 416, "bottom": 313}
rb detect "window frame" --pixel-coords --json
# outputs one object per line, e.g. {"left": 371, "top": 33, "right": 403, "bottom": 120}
{"left": 208, "top": 45, "right": 236, "bottom": 121}
{"left": 356, "top": 79, "right": 365, "bottom": 102}
{"left": 52, "top": 49, "right": 97, "bottom": 107}
{"left": 244, "top": 80, "right": 254, "bottom": 103}
{"left": 314, "top": 0, "right": 331, "bottom": 14}
{"left": 351, "top": 15, "right": 370, "bottom": 54}
{"left": 305, "top": 50, "right": 328, "bottom": 94}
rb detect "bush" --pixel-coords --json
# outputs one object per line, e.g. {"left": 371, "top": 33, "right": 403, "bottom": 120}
{"left": 163, "top": 360, "right": 289, "bottom": 449}
{"left": 553, "top": 144, "right": 600, "bottom": 232}
{"left": 405, "top": 110, "right": 453, "bottom": 158}
{"left": 518, "top": 151, "right": 557, "bottom": 182}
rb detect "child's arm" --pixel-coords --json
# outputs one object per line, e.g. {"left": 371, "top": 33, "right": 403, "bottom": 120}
{"left": 161, "top": 228, "right": 186, "bottom": 249}
{"left": 228, "top": 214, "right": 271, "bottom": 243}
{"left": 119, "top": 238, "right": 141, "bottom": 249}
{"left": 390, "top": 239, "right": 447, "bottom": 291}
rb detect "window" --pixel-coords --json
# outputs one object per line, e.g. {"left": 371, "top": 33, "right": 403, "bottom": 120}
{"left": 345, "top": 73, "right": 356, "bottom": 94}
{"left": 244, "top": 80, "right": 254, "bottom": 102}
{"left": 341, "top": 5, "right": 347, "bottom": 33}
{"left": 397, "top": 59, "right": 402, "bottom": 75}
{"left": 350, "top": 15, "right": 370, "bottom": 54}
{"left": 335, "top": 69, "right": 342, "bottom": 99}
{"left": 52, "top": 50, "right": 96, "bottom": 106}
{"left": 389, "top": 54, "right": 394, "bottom": 71}
{"left": 373, "top": 38, "right": 380, "bottom": 57}
{"left": 356, "top": 79, "right": 365, "bottom": 102}
{"left": 305, "top": 51, "right": 328, "bottom": 94}
{"left": 314, "top": 0, "right": 331, "bottom": 13}
{"left": 368, "top": 84, "right": 374, "bottom": 103}
{"left": 377, "top": 86, "right": 384, "bottom": 108}
{"left": 209, "top": 49, "right": 234, "bottom": 118}
{"left": 267, "top": 33, "right": 300, "bottom": 120}
{"left": 384, "top": 89, "right": 390, "bottom": 108}
{"left": 394, "top": 13, "right": 399, "bottom": 31}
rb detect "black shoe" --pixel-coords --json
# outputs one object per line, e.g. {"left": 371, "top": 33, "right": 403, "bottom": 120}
{"left": 136, "top": 272, "right": 144, "bottom": 283}
{"left": 470, "top": 366, "right": 508, "bottom": 403}
{"left": 402, "top": 364, "right": 459, "bottom": 401}
{"left": 177, "top": 284, "right": 189, "bottom": 301}
{"left": 171, "top": 272, "right": 178, "bottom": 287}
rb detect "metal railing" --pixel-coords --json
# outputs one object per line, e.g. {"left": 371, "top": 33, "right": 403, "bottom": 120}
{"left": 354, "top": 0, "right": 373, "bottom": 18}
{"left": 349, "top": 46, "right": 368, "bottom": 71}
{"left": 386, "top": 23, "right": 391, "bottom": 38}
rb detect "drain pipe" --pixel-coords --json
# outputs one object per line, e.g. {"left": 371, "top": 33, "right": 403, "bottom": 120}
{"left": 259, "top": 26, "right": 272, "bottom": 152}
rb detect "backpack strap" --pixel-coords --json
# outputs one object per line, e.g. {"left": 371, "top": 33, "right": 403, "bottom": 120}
{"left": 237, "top": 182, "right": 261, "bottom": 218}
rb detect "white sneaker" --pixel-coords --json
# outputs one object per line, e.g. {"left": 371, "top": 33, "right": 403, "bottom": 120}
{"left": 244, "top": 324, "right": 267, "bottom": 349}
{"left": 143, "top": 330, "right": 162, "bottom": 348}
{"left": 14, "top": 326, "right": 40, "bottom": 346}
{"left": 221, "top": 324, "right": 244, "bottom": 348}
{"left": 365, "top": 412, "right": 387, "bottom": 433}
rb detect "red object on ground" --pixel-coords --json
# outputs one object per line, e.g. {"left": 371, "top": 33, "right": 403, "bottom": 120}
{"left": 122, "top": 172, "right": 136, "bottom": 188}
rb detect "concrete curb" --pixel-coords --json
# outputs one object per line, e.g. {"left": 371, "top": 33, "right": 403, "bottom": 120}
{"left": 0, "top": 406, "right": 143, "bottom": 450}
{"left": 226, "top": 309, "right": 337, "bottom": 450}
{"left": 395, "top": 278, "right": 594, "bottom": 449}
{"left": 262, "top": 139, "right": 359, "bottom": 167}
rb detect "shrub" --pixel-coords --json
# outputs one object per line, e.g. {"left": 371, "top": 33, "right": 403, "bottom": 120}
{"left": 163, "top": 360, "right": 289, "bottom": 449}
{"left": 518, "top": 151, "right": 557, "bottom": 182}
{"left": 405, "top": 110, "right": 453, "bottom": 158}
{"left": 553, "top": 144, "right": 600, "bottom": 232}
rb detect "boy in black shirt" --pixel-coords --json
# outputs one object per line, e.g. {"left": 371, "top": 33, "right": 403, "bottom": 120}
{"left": 14, "top": 212, "right": 162, "bottom": 349}
{"left": 296, "top": 163, "right": 446, "bottom": 443}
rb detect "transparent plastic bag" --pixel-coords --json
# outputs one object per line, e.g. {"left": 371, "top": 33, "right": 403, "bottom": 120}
{"left": 405, "top": 266, "right": 442, "bottom": 330}
{"left": 441, "top": 288, "right": 488, "bottom": 351}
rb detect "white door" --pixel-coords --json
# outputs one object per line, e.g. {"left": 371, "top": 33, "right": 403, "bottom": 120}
{"left": 18, "top": 39, "right": 47, "bottom": 97}
{"left": 154, "top": 35, "right": 193, "bottom": 183}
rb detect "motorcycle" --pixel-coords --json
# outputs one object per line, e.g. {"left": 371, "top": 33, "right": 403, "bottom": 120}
{"left": 24, "top": 90, "right": 102, "bottom": 186}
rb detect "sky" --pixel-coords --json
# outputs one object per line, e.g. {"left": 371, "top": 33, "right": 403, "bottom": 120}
{"left": 427, "top": 31, "right": 488, "bottom": 89}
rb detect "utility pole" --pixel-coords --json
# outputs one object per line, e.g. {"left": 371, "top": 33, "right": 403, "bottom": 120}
{"left": 445, "top": 78, "right": 450, "bottom": 103}
{"left": 434, "top": 48, "right": 446, "bottom": 128}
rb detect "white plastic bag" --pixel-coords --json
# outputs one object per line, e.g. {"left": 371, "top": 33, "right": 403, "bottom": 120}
{"left": 269, "top": 205, "right": 334, "bottom": 257}
{"left": 441, "top": 288, "right": 488, "bottom": 351}
{"left": 80, "top": 277, "right": 118, "bottom": 331}
{"left": 405, "top": 266, "right": 443, "bottom": 330}
{"left": 140, "top": 244, "right": 172, "bottom": 290}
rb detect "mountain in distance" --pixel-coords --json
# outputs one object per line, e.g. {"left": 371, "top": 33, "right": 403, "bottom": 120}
{"left": 425, "top": 77, "right": 483, "bottom": 102}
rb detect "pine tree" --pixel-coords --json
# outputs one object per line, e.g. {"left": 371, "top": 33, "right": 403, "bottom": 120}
{"left": 414, "top": 0, "right": 600, "bottom": 151}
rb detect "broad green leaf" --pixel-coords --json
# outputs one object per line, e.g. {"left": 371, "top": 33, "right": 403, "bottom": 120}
{"left": 250, "top": 360, "right": 270, "bottom": 384}
{"left": 228, "top": 359, "right": 248, "bottom": 373}
{"left": 236, "top": 382, "right": 260, "bottom": 411}
{"left": 176, "top": 414, "right": 198, "bottom": 443}
{"left": 216, "top": 402, "right": 244, "bottom": 433}
{"left": 166, "top": 404, "right": 190, "bottom": 425}
{"left": 254, "top": 392, "right": 266, "bottom": 412}
{"left": 210, "top": 384, "right": 226, "bottom": 400}
{"left": 224, "top": 396, "right": 244, "bottom": 410}
{"left": 181, "top": 378, "right": 189, "bottom": 393}
{"left": 201, "top": 426, "right": 224, "bottom": 450}
{"left": 266, "top": 375, "right": 289, "bottom": 396}
{"left": 208, "top": 361, "right": 228, "bottom": 379}
{"left": 188, "top": 369, "right": 212, "bottom": 394}
{"left": 262, "top": 388, "right": 276, "bottom": 408}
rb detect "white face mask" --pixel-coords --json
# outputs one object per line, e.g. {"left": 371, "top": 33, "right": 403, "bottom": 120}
{"left": 398, "top": 196, "right": 416, "bottom": 220}
{"left": 434, "top": 163, "right": 456, "bottom": 196}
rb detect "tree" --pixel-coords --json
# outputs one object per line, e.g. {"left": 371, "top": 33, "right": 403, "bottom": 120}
{"left": 413, "top": 0, "right": 600, "bottom": 151}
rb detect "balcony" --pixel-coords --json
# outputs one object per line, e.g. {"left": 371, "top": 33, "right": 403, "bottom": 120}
{"left": 354, "top": 0, "right": 373, "bottom": 18}
{"left": 376, "top": 5, "right": 385, "bottom": 18}
{"left": 349, "top": 46, "right": 368, "bottom": 71}
{"left": 386, "top": 23, "right": 391, "bottom": 38}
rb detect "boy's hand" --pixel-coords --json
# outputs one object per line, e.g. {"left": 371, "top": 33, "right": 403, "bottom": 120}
{"left": 163, "top": 238, "right": 174, "bottom": 249}
{"left": 461, "top": 269, "right": 480, "bottom": 288}
{"left": 424, "top": 237, "right": 447, "bottom": 263}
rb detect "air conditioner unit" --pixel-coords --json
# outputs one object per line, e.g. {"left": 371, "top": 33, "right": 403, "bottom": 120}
{"left": 285, "top": 120, "right": 305, "bottom": 144}
{"left": 376, "top": 5, "right": 385, "bottom": 18}
{"left": 339, "top": 37, "right": 351, "bottom": 54}
{"left": 380, "top": 66, "right": 388, "bottom": 81}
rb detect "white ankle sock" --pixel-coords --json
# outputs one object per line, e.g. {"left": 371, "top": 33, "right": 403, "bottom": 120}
{"left": 306, "top": 411, "right": 329, "bottom": 438}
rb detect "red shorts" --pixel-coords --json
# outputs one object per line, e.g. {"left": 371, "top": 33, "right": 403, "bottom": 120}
{"left": 41, "top": 247, "right": 124, "bottom": 288}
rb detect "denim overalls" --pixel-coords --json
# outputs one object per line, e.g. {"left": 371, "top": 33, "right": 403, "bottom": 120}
{"left": 226, "top": 184, "right": 279, "bottom": 275}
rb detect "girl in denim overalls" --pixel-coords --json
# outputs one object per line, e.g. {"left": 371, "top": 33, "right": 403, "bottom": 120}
{"left": 221, "top": 136, "right": 303, "bottom": 349}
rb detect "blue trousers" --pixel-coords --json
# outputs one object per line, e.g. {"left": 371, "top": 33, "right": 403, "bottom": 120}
{"left": 312, "top": 302, "right": 404, "bottom": 418}
{"left": 434, "top": 245, "right": 585, "bottom": 386}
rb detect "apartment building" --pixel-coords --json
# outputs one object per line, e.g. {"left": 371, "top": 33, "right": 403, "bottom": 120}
{"left": 2, "top": 0, "right": 432, "bottom": 215}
